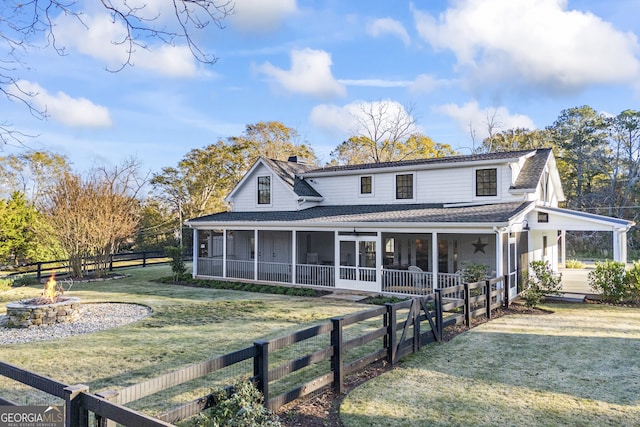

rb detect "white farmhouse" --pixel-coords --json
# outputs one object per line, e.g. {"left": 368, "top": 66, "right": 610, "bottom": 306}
{"left": 186, "top": 149, "right": 633, "bottom": 300}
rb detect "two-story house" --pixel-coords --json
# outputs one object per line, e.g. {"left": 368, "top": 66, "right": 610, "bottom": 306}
{"left": 186, "top": 149, "right": 633, "bottom": 300}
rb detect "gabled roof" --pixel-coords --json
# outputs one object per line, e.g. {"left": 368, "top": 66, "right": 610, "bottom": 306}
{"left": 226, "top": 158, "right": 322, "bottom": 202}
{"left": 302, "top": 149, "right": 540, "bottom": 176}
{"left": 511, "top": 148, "right": 552, "bottom": 190}
{"left": 187, "top": 201, "right": 533, "bottom": 226}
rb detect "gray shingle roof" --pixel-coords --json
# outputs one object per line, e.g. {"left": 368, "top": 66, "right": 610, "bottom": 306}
{"left": 188, "top": 202, "right": 533, "bottom": 225}
{"left": 511, "top": 148, "right": 552, "bottom": 190}
{"left": 305, "top": 149, "right": 540, "bottom": 174}
{"left": 261, "top": 158, "right": 322, "bottom": 198}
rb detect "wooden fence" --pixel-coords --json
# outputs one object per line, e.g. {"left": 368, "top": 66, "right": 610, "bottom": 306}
{"left": 0, "top": 276, "right": 508, "bottom": 426}
{"left": 1, "top": 250, "right": 191, "bottom": 281}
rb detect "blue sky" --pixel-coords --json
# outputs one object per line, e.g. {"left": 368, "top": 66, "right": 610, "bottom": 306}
{"left": 4, "top": 0, "right": 640, "bottom": 173}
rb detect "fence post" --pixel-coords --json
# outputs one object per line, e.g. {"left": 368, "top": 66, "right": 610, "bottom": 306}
{"left": 434, "top": 289, "right": 443, "bottom": 342}
{"left": 385, "top": 303, "right": 397, "bottom": 365}
{"left": 464, "top": 283, "right": 471, "bottom": 327}
{"left": 413, "top": 299, "right": 421, "bottom": 352}
{"left": 331, "top": 317, "right": 344, "bottom": 394}
{"left": 94, "top": 390, "right": 119, "bottom": 427}
{"left": 108, "top": 255, "right": 113, "bottom": 272}
{"left": 64, "top": 384, "right": 89, "bottom": 427}
{"left": 504, "top": 275, "right": 510, "bottom": 308}
{"left": 143, "top": 251, "right": 147, "bottom": 268}
{"left": 37, "top": 263, "right": 42, "bottom": 281}
{"left": 485, "top": 280, "right": 492, "bottom": 320}
{"left": 253, "top": 340, "right": 270, "bottom": 410}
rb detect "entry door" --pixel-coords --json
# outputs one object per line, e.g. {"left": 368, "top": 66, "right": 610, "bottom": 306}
{"left": 508, "top": 237, "right": 518, "bottom": 300}
{"left": 338, "top": 236, "right": 377, "bottom": 291}
{"left": 259, "top": 231, "right": 291, "bottom": 263}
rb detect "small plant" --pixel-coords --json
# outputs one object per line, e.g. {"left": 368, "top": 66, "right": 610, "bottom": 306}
{"left": 0, "top": 278, "right": 12, "bottom": 292}
{"left": 564, "top": 259, "right": 586, "bottom": 269}
{"left": 165, "top": 246, "right": 187, "bottom": 282}
{"left": 522, "top": 260, "right": 562, "bottom": 307}
{"left": 589, "top": 260, "right": 627, "bottom": 303}
{"left": 625, "top": 261, "right": 640, "bottom": 304}
{"left": 182, "top": 380, "right": 281, "bottom": 427}
{"left": 460, "top": 261, "right": 489, "bottom": 283}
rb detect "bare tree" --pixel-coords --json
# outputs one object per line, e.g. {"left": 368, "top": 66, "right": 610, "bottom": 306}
{"left": 1, "top": 0, "right": 233, "bottom": 144}
{"left": 45, "top": 159, "right": 146, "bottom": 277}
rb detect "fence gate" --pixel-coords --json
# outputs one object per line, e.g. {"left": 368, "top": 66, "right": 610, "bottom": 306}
{"left": 388, "top": 297, "right": 441, "bottom": 364}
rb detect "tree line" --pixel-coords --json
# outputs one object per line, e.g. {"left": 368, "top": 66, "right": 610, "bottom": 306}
{"left": 1, "top": 105, "right": 639, "bottom": 274}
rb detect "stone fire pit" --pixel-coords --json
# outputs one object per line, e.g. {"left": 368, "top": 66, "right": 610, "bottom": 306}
{"left": 4, "top": 274, "right": 81, "bottom": 328}
{"left": 5, "top": 297, "right": 82, "bottom": 328}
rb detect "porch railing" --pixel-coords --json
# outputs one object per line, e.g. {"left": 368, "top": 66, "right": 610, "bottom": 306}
{"left": 226, "top": 259, "right": 254, "bottom": 280}
{"left": 257, "top": 262, "right": 291, "bottom": 283}
{"left": 339, "top": 266, "right": 377, "bottom": 282}
{"left": 296, "top": 264, "right": 335, "bottom": 287}
{"left": 197, "top": 257, "right": 223, "bottom": 277}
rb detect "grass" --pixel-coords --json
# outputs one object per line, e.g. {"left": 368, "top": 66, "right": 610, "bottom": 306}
{"left": 0, "top": 265, "right": 369, "bottom": 415}
{"left": 340, "top": 302, "right": 640, "bottom": 426}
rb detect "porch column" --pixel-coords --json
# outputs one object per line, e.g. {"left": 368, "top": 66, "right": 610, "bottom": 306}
{"left": 431, "top": 232, "right": 438, "bottom": 289}
{"left": 334, "top": 230, "right": 340, "bottom": 287}
{"left": 254, "top": 229, "right": 259, "bottom": 281}
{"left": 560, "top": 229, "right": 566, "bottom": 269}
{"left": 192, "top": 228, "right": 198, "bottom": 277}
{"left": 292, "top": 230, "right": 297, "bottom": 284}
{"left": 222, "top": 229, "right": 227, "bottom": 278}
{"left": 376, "top": 231, "right": 383, "bottom": 292}
{"left": 613, "top": 230, "right": 628, "bottom": 265}
{"left": 495, "top": 231, "right": 503, "bottom": 276}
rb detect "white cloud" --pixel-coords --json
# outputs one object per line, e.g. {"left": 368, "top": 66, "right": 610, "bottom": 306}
{"left": 229, "top": 0, "right": 297, "bottom": 33}
{"left": 13, "top": 80, "right": 112, "bottom": 128}
{"left": 258, "top": 48, "right": 346, "bottom": 98}
{"left": 310, "top": 100, "right": 419, "bottom": 137}
{"left": 367, "top": 18, "right": 411, "bottom": 46}
{"left": 435, "top": 101, "right": 535, "bottom": 141}
{"left": 412, "top": 0, "right": 640, "bottom": 92}
{"left": 339, "top": 79, "right": 413, "bottom": 88}
{"left": 53, "top": 11, "right": 198, "bottom": 77}
{"left": 409, "top": 74, "right": 448, "bottom": 93}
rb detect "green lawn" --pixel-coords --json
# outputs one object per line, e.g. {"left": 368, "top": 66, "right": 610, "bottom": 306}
{"left": 0, "top": 265, "right": 367, "bottom": 415}
{"left": 341, "top": 303, "right": 640, "bottom": 427}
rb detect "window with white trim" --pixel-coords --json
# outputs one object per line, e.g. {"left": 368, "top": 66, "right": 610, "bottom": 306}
{"left": 257, "top": 176, "right": 271, "bottom": 205}
{"left": 476, "top": 168, "right": 497, "bottom": 197}
{"left": 395, "top": 174, "right": 413, "bottom": 199}
{"left": 360, "top": 175, "right": 372, "bottom": 195}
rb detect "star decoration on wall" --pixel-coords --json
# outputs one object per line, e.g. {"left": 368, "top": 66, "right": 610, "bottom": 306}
{"left": 472, "top": 238, "right": 488, "bottom": 254}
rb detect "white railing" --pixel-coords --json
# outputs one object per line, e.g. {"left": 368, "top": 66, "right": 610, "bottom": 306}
{"left": 257, "top": 262, "right": 291, "bottom": 283}
{"left": 296, "top": 264, "right": 335, "bottom": 287}
{"left": 382, "top": 269, "right": 433, "bottom": 295}
{"left": 197, "top": 257, "right": 223, "bottom": 277}
{"left": 226, "top": 259, "right": 254, "bottom": 280}
{"left": 340, "top": 266, "right": 356, "bottom": 281}
{"left": 359, "top": 267, "right": 377, "bottom": 282}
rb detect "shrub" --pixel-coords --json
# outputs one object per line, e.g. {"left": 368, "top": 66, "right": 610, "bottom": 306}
{"left": 165, "top": 246, "right": 187, "bottom": 282}
{"left": 182, "top": 380, "right": 280, "bottom": 427}
{"left": 565, "top": 259, "right": 586, "bottom": 269}
{"left": 460, "top": 262, "right": 489, "bottom": 283}
{"left": 625, "top": 261, "right": 640, "bottom": 304}
{"left": 0, "top": 278, "right": 12, "bottom": 292}
{"left": 522, "top": 260, "right": 562, "bottom": 307}
{"left": 589, "top": 260, "right": 627, "bottom": 303}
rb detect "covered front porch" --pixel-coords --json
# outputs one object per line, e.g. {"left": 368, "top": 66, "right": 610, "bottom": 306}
{"left": 192, "top": 228, "right": 504, "bottom": 296}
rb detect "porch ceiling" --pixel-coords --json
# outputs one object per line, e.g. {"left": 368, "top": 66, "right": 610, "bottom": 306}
{"left": 187, "top": 201, "right": 533, "bottom": 228}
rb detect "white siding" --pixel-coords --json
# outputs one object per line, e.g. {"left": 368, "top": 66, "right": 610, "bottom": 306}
{"left": 230, "top": 163, "right": 298, "bottom": 211}
{"left": 308, "top": 163, "right": 524, "bottom": 206}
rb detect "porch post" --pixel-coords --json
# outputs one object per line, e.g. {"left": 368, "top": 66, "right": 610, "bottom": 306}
{"left": 292, "top": 230, "right": 297, "bottom": 284}
{"left": 495, "top": 231, "right": 503, "bottom": 276}
{"left": 431, "top": 232, "right": 438, "bottom": 289}
{"left": 192, "top": 228, "right": 198, "bottom": 277}
{"left": 376, "top": 231, "right": 382, "bottom": 293}
{"left": 613, "top": 230, "right": 627, "bottom": 264}
{"left": 560, "top": 229, "right": 566, "bottom": 269}
{"left": 621, "top": 231, "right": 628, "bottom": 265}
{"left": 222, "top": 229, "right": 227, "bottom": 278}
{"left": 254, "top": 229, "right": 259, "bottom": 281}
{"left": 334, "top": 230, "right": 340, "bottom": 287}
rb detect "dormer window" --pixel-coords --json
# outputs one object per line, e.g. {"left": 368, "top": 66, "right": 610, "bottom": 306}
{"left": 257, "top": 176, "right": 271, "bottom": 205}
{"left": 396, "top": 174, "right": 414, "bottom": 199}
{"left": 476, "top": 168, "right": 497, "bottom": 197}
{"left": 360, "top": 176, "right": 372, "bottom": 195}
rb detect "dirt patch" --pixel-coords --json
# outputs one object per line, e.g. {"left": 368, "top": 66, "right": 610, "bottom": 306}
{"left": 277, "top": 302, "right": 549, "bottom": 427}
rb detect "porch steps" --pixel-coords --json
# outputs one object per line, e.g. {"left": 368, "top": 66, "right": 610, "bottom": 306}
{"left": 545, "top": 292, "right": 587, "bottom": 303}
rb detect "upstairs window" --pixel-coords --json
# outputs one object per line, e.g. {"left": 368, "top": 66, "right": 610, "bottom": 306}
{"left": 476, "top": 168, "right": 497, "bottom": 197}
{"left": 257, "top": 176, "right": 271, "bottom": 205}
{"left": 396, "top": 174, "right": 413, "bottom": 199}
{"left": 360, "top": 176, "right": 372, "bottom": 195}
